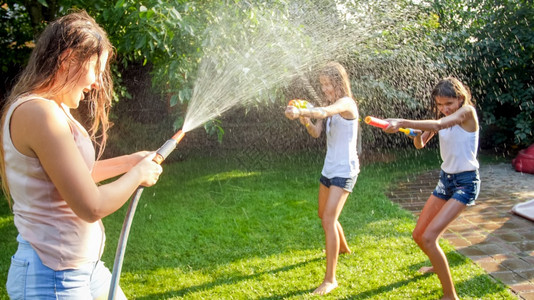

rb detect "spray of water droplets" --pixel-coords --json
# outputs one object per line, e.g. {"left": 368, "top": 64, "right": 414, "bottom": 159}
{"left": 181, "top": 0, "right": 447, "bottom": 134}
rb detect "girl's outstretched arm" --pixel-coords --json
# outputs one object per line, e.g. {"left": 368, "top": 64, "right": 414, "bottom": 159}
{"left": 385, "top": 106, "right": 477, "bottom": 132}
{"left": 286, "top": 97, "right": 357, "bottom": 120}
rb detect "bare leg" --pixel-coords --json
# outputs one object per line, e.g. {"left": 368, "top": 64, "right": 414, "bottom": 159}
{"left": 414, "top": 195, "right": 465, "bottom": 300}
{"left": 413, "top": 195, "right": 446, "bottom": 274}
{"left": 337, "top": 221, "right": 351, "bottom": 254}
{"left": 315, "top": 184, "right": 350, "bottom": 295}
{"left": 321, "top": 221, "right": 351, "bottom": 254}
{"left": 318, "top": 186, "right": 351, "bottom": 255}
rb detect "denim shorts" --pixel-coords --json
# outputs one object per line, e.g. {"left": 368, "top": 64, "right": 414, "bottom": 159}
{"left": 432, "top": 170, "right": 480, "bottom": 206}
{"left": 6, "top": 234, "right": 126, "bottom": 300}
{"left": 319, "top": 175, "right": 358, "bottom": 192}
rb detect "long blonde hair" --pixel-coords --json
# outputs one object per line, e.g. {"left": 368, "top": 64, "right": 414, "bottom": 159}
{"left": 319, "top": 61, "right": 354, "bottom": 101}
{"left": 0, "top": 10, "right": 114, "bottom": 206}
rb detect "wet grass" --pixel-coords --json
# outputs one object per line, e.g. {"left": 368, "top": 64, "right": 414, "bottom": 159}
{"left": 0, "top": 149, "right": 516, "bottom": 299}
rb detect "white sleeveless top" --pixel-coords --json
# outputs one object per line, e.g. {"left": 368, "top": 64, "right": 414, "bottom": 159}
{"left": 439, "top": 124, "right": 479, "bottom": 174}
{"left": 3, "top": 95, "right": 104, "bottom": 270}
{"left": 321, "top": 100, "right": 360, "bottom": 178}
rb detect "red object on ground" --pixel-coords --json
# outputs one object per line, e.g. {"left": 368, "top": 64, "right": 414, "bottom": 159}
{"left": 512, "top": 144, "right": 534, "bottom": 174}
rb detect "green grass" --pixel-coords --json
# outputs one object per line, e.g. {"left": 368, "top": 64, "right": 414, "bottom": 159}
{"left": 0, "top": 149, "right": 516, "bottom": 299}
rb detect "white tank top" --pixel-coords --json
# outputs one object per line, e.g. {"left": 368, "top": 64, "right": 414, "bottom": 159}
{"left": 3, "top": 95, "right": 104, "bottom": 270}
{"left": 439, "top": 124, "right": 479, "bottom": 173}
{"left": 321, "top": 102, "right": 359, "bottom": 178}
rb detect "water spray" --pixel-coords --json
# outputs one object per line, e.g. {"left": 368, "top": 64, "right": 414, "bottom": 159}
{"left": 108, "top": 130, "right": 185, "bottom": 300}
{"left": 103, "top": 0, "right": 440, "bottom": 296}
{"left": 364, "top": 116, "right": 417, "bottom": 137}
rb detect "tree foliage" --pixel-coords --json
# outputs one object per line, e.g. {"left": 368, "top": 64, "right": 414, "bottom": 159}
{"left": 433, "top": 0, "right": 534, "bottom": 149}
{"left": 1, "top": 0, "right": 532, "bottom": 150}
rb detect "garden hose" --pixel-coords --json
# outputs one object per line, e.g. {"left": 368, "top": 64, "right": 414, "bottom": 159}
{"left": 108, "top": 130, "right": 185, "bottom": 300}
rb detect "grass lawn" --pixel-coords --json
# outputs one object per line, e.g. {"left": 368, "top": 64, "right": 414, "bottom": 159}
{"left": 0, "top": 149, "right": 515, "bottom": 299}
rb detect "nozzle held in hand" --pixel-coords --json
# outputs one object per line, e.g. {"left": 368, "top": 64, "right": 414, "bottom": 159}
{"left": 288, "top": 99, "right": 314, "bottom": 109}
{"left": 153, "top": 130, "right": 185, "bottom": 165}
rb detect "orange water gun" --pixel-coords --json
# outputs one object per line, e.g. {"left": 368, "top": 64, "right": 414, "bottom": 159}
{"left": 365, "top": 116, "right": 417, "bottom": 137}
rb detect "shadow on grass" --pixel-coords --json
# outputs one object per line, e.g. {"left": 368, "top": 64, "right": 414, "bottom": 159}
{"left": 341, "top": 273, "right": 510, "bottom": 300}
{"left": 342, "top": 257, "right": 510, "bottom": 300}
{"left": 342, "top": 273, "right": 432, "bottom": 299}
{"left": 135, "top": 257, "right": 321, "bottom": 299}
{"left": 455, "top": 274, "right": 513, "bottom": 298}
{"left": 257, "top": 288, "right": 316, "bottom": 300}
{"left": 406, "top": 249, "right": 470, "bottom": 273}
{"left": 354, "top": 251, "right": 510, "bottom": 300}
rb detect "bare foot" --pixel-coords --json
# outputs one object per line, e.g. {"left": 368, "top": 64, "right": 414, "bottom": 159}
{"left": 322, "top": 248, "right": 351, "bottom": 255}
{"left": 417, "top": 266, "right": 434, "bottom": 274}
{"left": 440, "top": 296, "right": 459, "bottom": 300}
{"left": 339, "top": 246, "right": 351, "bottom": 254}
{"left": 313, "top": 280, "right": 338, "bottom": 295}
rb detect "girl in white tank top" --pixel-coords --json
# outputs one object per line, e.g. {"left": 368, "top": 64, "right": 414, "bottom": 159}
{"left": 284, "top": 62, "right": 359, "bottom": 295}
{"left": 382, "top": 77, "right": 479, "bottom": 300}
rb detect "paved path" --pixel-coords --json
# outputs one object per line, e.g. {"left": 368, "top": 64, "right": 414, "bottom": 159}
{"left": 387, "top": 163, "right": 534, "bottom": 300}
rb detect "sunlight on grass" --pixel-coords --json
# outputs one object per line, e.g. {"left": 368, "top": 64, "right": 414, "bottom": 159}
{"left": 121, "top": 250, "right": 325, "bottom": 299}
{"left": 0, "top": 150, "right": 517, "bottom": 299}
{"left": 0, "top": 215, "right": 13, "bottom": 229}
{"left": 201, "top": 170, "right": 262, "bottom": 182}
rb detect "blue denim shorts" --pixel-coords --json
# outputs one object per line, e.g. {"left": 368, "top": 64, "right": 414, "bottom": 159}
{"left": 319, "top": 175, "right": 358, "bottom": 192}
{"left": 6, "top": 234, "right": 126, "bottom": 299}
{"left": 432, "top": 170, "right": 480, "bottom": 206}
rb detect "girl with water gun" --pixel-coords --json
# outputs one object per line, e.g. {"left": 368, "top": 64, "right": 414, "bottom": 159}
{"left": 285, "top": 61, "right": 359, "bottom": 295}
{"left": 382, "top": 77, "right": 480, "bottom": 300}
{"left": 0, "top": 11, "right": 162, "bottom": 299}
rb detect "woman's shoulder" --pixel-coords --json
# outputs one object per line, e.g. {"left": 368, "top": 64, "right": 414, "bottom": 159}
{"left": 14, "top": 97, "right": 62, "bottom": 117}
{"left": 335, "top": 96, "right": 358, "bottom": 119}
{"left": 458, "top": 105, "right": 478, "bottom": 132}
{"left": 341, "top": 96, "right": 358, "bottom": 108}
{"left": 463, "top": 104, "right": 477, "bottom": 113}
{"left": 461, "top": 105, "right": 478, "bottom": 121}
{"left": 12, "top": 97, "right": 69, "bottom": 131}
{"left": 332, "top": 96, "right": 356, "bottom": 108}
{"left": 8, "top": 96, "right": 72, "bottom": 158}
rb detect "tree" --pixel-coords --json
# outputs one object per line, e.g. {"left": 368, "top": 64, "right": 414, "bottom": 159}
{"left": 0, "top": 0, "right": 112, "bottom": 99}
{"left": 433, "top": 0, "right": 534, "bottom": 149}
{"left": 6, "top": 0, "right": 528, "bottom": 154}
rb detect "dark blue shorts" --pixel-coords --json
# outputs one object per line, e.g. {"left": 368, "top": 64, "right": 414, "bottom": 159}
{"left": 432, "top": 170, "right": 480, "bottom": 206}
{"left": 319, "top": 175, "right": 358, "bottom": 193}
